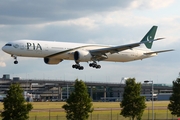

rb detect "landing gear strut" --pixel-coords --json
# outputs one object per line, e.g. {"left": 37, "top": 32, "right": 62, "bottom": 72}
{"left": 72, "top": 64, "right": 84, "bottom": 70}
{"left": 89, "top": 62, "right": 101, "bottom": 69}
{"left": 12, "top": 55, "right": 18, "bottom": 64}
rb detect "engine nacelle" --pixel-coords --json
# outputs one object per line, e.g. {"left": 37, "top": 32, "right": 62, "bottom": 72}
{"left": 44, "top": 58, "right": 62, "bottom": 64}
{"left": 74, "top": 50, "right": 92, "bottom": 62}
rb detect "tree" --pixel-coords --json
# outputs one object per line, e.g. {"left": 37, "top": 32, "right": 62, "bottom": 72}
{"left": 62, "top": 79, "right": 93, "bottom": 120}
{"left": 1, "top": 83, "right": 33, "bottom": 120}
{"left": 120, "top": 78, "right": 146, "bottom": 120}
{"left": 168, "top": 78, "right": 180, "bottom": 116}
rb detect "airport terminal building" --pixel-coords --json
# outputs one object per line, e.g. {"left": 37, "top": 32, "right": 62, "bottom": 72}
{"left": 0, "top": 74, "right": 173, "bottom": 102}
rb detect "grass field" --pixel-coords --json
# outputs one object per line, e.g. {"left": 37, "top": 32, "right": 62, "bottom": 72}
{"left": 0, "top": 101, "right": 178, "bottom": 120}
{"left": 0, "top": 101, "right": 170, "bottom": 110}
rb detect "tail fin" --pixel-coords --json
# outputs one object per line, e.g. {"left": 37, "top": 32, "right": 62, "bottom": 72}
{"left": 141, "top": 26, "right": 158, "bottom": 49}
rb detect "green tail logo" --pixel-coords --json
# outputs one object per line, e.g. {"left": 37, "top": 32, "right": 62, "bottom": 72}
{"left": 141, "top": 26, "right": 157, "bottom": 49}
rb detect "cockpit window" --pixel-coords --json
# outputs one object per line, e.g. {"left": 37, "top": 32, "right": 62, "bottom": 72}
{"left": 5, "top": 44, "right": 12, "bottom": 46}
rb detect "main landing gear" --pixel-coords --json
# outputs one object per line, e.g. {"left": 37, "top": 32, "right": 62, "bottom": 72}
{"left": 72, "top": 64, "right": 84, "bottom": 70}
{"left": 89, "top": 62, "right": 101, "bottom": 69}
{"left": 72, "top": 61, "right": 101, "bottom": 70}
{"left": 12, "top": 55, "right": 18, "bottom": 64}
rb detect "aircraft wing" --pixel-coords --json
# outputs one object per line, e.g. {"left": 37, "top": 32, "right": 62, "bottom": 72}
{"left": 90, "top": 43, "right": 140, "bottom": 55}
{"left": 90, "top": 38, "right": 164, "bottom": 56}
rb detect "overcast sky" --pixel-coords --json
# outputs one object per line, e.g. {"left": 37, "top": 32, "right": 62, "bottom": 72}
{"left": 0, "top": 0, "right": 180, "bottom": 84}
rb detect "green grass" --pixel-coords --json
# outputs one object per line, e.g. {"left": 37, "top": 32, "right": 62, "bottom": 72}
{"left": 0, "top": 101, "right": 171, "bottom": 110}
{"left": 0, "top": 101, "right": 178, "bottom": 120}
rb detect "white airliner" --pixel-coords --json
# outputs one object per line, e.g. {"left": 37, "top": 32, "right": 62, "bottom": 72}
{"left": 2, "top": 26, "right": 173, "bottom": 70}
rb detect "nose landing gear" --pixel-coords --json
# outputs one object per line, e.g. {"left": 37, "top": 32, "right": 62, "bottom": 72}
{"left": 12, "top": 55, "right": 18, "bottom": 64}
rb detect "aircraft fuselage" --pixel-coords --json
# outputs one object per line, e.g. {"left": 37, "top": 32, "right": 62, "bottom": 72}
{"left": 2, "top": 40, "right": 156, "bottom": 62}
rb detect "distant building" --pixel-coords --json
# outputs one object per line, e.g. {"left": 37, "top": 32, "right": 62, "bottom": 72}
{"left": 1, "top": 74, "right": 10, "bottom": 80}
{"left": 0, "top": 74, "right": 174, "bottom": 101}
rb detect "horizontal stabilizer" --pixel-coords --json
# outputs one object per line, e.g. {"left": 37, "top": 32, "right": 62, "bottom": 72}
{"left": 153, "top": 37, "right": 165, "bottom": 41}
{"left": 144, "top": 49, "right": 174, "bottom": 55}
{"left": 154, "top": 38, "right": 165, "bottom": 40}
{"left": 140, "top": 37, "right": 165, "bottom": 44}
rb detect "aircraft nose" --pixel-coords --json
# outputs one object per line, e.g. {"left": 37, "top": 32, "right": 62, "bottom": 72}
{"left": 2, "top": 43, "right": 12, "bottom": 53}
{"left": 2, "top": 46, "right": 6, "bottom": 52}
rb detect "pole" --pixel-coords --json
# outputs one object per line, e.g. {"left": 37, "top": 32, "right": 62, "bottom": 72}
{"left": 49, "top": 109, "right": 51, "bottom": 120}
{"left": 144, "top": 80, "right": 154, "bottom": 120}
{"left": 152, "top": 81, "right": 154, "bottom": 120}
{"left": 148, "top": 108, "right": 149, "bottom": 120}
{"left": 67, "top": 84, "right": 69, "bottom": 99}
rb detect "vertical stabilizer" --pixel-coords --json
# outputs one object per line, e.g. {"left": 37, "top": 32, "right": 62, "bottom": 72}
{"left": 141, "top": 26, "right": 157, "bottom": 49}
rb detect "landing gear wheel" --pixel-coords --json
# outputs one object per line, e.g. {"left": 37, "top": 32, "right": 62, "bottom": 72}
{"left": 79, "top": 66, "right": 84, "bottom": 70}
{"left": 14, "top": 61, "right": 18, "bottom": 64}
{"left": 92, "top": 64, "right": 97, "bottom": 68}
{"left": 75, "top": 65, "right": 80, "bottom": 69}
{"left": 96, "top": 65, "right": 101, "bottom": 69}
{"left": 89, "top": 63, "right": 93, "bottom": 67}
{"left": 72, "top": 64, "right": 78, "bottom": 69}
{"left": 72, "top": 65, "right": 75, "bottom": 68}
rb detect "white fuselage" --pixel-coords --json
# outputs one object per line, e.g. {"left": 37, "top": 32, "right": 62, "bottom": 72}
{"left": 2, "top": 40, "right": 156, "bottom": 63}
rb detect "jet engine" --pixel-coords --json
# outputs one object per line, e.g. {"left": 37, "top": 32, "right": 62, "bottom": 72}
{"left": 74, "top": 50, "right": 92, "bottom": 62}
{"left": 44, "top": 58, "right": 63, "bottom": 64}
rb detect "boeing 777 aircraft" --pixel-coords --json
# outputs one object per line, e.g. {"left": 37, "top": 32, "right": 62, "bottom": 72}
{"left": 2, "top": 26, "right": 173, "bottom": 70}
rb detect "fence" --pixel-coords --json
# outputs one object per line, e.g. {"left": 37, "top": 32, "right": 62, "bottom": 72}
{"left": 12, "top": 108, "right": 180, "bottom": 120}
